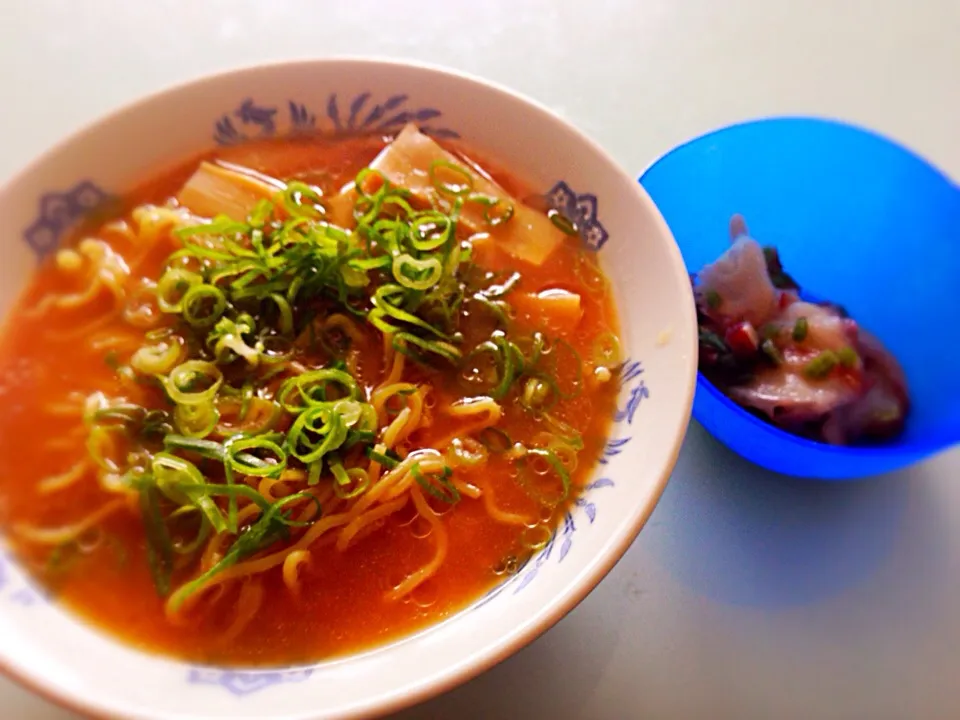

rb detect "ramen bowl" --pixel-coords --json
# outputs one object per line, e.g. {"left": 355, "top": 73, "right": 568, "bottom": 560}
{"left": 640, "top": 116, "right": 960, "bottom": 479}
{"left": 0, "top": 59, "right": 696, "bottom": 719}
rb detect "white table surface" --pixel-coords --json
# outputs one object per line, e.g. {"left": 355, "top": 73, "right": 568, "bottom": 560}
{"left": 2, "top": 2, "right": 959, "bottom": 718}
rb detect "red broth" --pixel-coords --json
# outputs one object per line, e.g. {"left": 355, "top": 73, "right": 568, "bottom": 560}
{"left": 0, "top": 133, "right": 619, "bottom": 665}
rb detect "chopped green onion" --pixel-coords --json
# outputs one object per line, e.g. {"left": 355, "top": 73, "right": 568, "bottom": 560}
{"left": 592, "top": 331, "right": 622, "bottom": 367}
{"left": 792, "top": 316, "right": 809, "bottom": 342}
{"left": 393, "top": 332, "right": 462, "bottom": 364}
{"left": 469, "top": 194, "right": 515, "bottom": 227}
{"left": 286, "top": 406, "right": 348, "bottom": 466}
{"left": 92, "top": 403, "right": 145, "bottom": 425}
{"left": 175, "top": 215, "right": 250, "bottom": 240}
{"left": 412, "top": 462, "right": 459, "bottom": 504}
{"left": 151, "top": 452, "right": 227, "bottom": 533}
{"left": 164, "top": 361, "right": 223, "bottom": 406}
{"left": 156, "top": 269, "right": 203, "bottom": 313}
{"left": 163, "top": 435, "right": 226, "bottom": 461}
{"left": 698, "top": 328, "right": 728, "bottom": 353}
{"left": 173, "top": 402, "right": 219, "bottom": 438}
{"left": 838, "top": 346, "right": 859, "bottom": 368}
{"left": 521, "top": 377, "right": 552, "bottom": 410}
{"left": 761, "top": 339, "right": 784, "bottom": 365}
{"left": 429, "top": 160, "right": 474, "bottom": 197}
{"left": 137, "top": 478, "right": 174, "bottom": 596}
{"left": 331, "top": 463, "right": 370, "bottom": 499}
{"left": 168, "top": 507, "right": 211, "bottom": 556}
{"left": 168, "top": 491, "right": 319, "bottom": 609}
{"left": 279, "top": 181, "right": 324, "bottom": 219}
{"left": 181, "top": 284, "right": 227, "bottom": 328}
{"left": 470, "top": 294, "right": 511, "bottom": 328}
{"left": 392, "top": 254, "right": 443, "bottom": 290}
{"left": 268, "top": 293, "right": 295, "bottom": 336}
{"left": 705, "top": 289, "right": 723, "bottom": 310}
{"left": 225, "top": 436, "right": 287, "bottom": 478}
{"left": 548, "top": 208, "right": 578, "bottom": 236}
{"left": 371, "top": 284, "right": 451, "bottom": 339}
{"left": 208, "top": 315, "right": 262, "bottom": 366}
{"left": 541, "top": 412, "right": 584, "bottom": 449}
{"left": 410, "top": 212, "right": 454, "bottom": 251}
{"left": 366, "top": 448, "right": 399, "bottom": 469}
{"left": 518, "top": 448, "right": 571, "bottom": 505}
{"left": 276, "top": 369, "right": 360, "bottom": 414}
{"left": 247, "top": 198, "right": 274, "bottom": 227}
{"left": 573, "top": 252, "right": 607, "bottom": 295}
{"left": 131, "top": 340, "right": 181, "bottom": 375}
{"left": 803, "top": 350, "right": 839, "bottom": 379}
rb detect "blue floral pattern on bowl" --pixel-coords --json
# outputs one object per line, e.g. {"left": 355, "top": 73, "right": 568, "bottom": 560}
{"left": 0, "top": 553, "right": 44, "bottom": 607}
{"left": 23, "top": 181, "right": 113, "bottom": 260}
{"left": 546, "top": 181, "right": 610, "bottom": 250}
{"left": 188, "top": 667, "right": 313, "bottom": 697}
{"left": 213, "top": 93, "right": 460, "bottom": 146}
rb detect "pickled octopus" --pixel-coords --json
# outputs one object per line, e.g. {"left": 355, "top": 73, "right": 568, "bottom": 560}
{"left": 695, "top": 215, "right": 909, "bottom": 445}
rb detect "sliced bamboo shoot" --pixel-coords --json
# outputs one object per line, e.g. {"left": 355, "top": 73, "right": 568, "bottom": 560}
{"left": 368, "top": 124, "right": 565, "bottom": 266}
{"left": 177, "top": 161, "right": 286, "bottom": 221}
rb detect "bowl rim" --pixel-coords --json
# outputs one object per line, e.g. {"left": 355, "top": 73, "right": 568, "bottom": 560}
{"left": 0, "top": 55, "right": 698, "bottom": 720}
{"left": 636, "top": 113, "right": 960, "bottom": 190}
{"left": 695, "top": 373, "right": 946, "bottom": 459}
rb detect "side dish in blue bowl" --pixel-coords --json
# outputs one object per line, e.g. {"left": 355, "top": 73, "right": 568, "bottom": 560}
{"left": 641, "top": 116, "right": 960, "bottom": 479}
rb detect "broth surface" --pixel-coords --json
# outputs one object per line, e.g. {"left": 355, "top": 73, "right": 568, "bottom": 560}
{"left": 0, "top": 132, "right": 619, "bottom": 665}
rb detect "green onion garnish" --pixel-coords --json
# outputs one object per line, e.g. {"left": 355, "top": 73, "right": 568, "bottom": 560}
{"left": 803, "top": 350, "right": 839, "bottom": 379}
{"left": 698, "top": 328, "right": 728, "bottom": 353}
{"left": 547, "top": 209, "right": 578, "bottom": 236}
{"left": 521, "top": 377, "right": 552, "bottom": 409}
{"left": 761, "top": 339, "right": 784, "bottom": 365}
{"left": 412, "top": 462, "right": 459, "bottom": 504}
{"left": 55, "top": 152, "right": 615, "bottom": 607}
{"left": 366, "top": 448, "right": 399, "bottom": 469}
{"left": 469, "top": 194, "right": 515, "bottom": 227}
{"left": 517, "top": 448, "right": 571, "bottom": 506}
{"left": 181, "top": 284, "right": 227, "bottom": 328}
{"left": 163, "top": 361, "right": 223, "bottom": 406}
{"left": 151, "top": 452, "right": 227, "bottom": 533}
{"left": 428, "top": 160, "right": 474, "bottom": 197}
{"left": 168, "top": 492, "right": 320, "bottom": 610}
{"left": 592, "top": 331, "right": 622, "bottom": 367}
{"left": 156, "top": 268, "right": 203, "bottom": 313}
{"left": 792, "top": 316, "right": 809, "bottom": 342}
{"left": 837, "top": 346, "right": 859, "bottom": 368}
{"left": 137, "top": 478, "right": 174, "bottom": 596}
{"left": 224, "top": 436, "right": 287, "bottom": 478}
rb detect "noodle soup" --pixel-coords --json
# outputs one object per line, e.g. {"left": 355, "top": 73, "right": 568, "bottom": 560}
{"left": 0, "top": 124, "right": 620, "bottom": 665}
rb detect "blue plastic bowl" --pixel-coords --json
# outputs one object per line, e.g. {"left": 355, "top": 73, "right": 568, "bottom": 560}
{"left": 640, "top": 116, "right": 960, "bottom": 479}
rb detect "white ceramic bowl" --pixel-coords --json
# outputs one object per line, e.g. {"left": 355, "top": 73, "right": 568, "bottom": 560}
{"left": 0, "top": 58, "right": 696, "bottom": 719}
